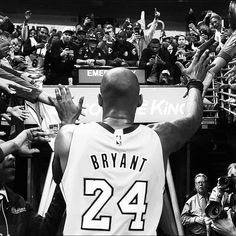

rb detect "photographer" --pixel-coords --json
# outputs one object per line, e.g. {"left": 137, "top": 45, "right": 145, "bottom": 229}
{"left": 207, "top": 163, "right": 236, "bottom": 236}
{"left": 181, "top": 173, "right": 210, "bottom": 236}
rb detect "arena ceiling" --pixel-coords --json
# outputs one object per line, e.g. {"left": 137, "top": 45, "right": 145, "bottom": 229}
{"left": 2, "top": 0, "right": 231, "bottom": 22}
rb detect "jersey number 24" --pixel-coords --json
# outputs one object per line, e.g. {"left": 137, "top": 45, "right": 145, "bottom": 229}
{"left": 81, "top": 178, "right": 148, "bottom": 231}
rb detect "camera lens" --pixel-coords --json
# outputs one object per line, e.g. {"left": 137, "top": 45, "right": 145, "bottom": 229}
{"left": 218, "top": 176, "right": 232, "bottom": 189}
{"left": 205, "top": 201, "right": 222, "bottom": 219}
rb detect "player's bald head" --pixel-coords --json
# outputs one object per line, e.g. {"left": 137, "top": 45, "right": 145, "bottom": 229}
{"left": 100, "top": 67, "right": 140, "bottom": 99}
{"left": 99, "top": 67, "right": 142, "bottom": 116}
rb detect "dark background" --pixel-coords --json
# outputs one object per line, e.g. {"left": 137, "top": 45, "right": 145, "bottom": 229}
{"left": 1, "top": 0, "right": 231, "bottom": 29}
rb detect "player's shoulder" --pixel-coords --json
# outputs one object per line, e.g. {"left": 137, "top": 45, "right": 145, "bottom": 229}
{"left": 59, "top": 124, "right": 77, "bottom": 135}
{"left": 147, "top": 122, "right": 173, "bottom": 135}
{"left": 56, "top": 124, "right": 81, "bottom": 144}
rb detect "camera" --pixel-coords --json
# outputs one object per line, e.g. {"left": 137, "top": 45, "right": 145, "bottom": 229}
{"left": 205, "top": 176, "right": 236, "bottom": 220}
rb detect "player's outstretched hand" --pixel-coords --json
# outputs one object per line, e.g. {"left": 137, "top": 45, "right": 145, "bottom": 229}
{"left": 176, "top": 49, "right": 214, "bottom": 83}
{"left": 49, "top": 85, "right": 85, "bottom": 126}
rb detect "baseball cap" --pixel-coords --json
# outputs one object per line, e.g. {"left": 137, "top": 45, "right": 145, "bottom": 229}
{"left": 62, "top": 26, "right": 75, "bottom": 34}
{"left": 160, "top": 70, "right": 170, "bottom": 76}
{"left": 105, "top": 24, "right": 113, "bottom": 30}
{"left": 76, "top": 25, "right": 86, "bottom": 33}
{"left": 86, "top": 34, "right": 98, "bottom": 42}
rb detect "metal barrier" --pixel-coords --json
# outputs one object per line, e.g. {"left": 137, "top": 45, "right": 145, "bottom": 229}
{"left": 217, "top": 65, "right": 236, "bottom": 123}
{"left": 202, "top": 77, "right": 219, "bottom": 128}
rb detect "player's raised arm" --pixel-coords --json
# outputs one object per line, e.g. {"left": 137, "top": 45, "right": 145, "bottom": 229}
{"left": 51, "top": 85, "right": 85, "bottom": 184}
{"left": 53, "top": 124, "right": 75, "bottom": 184}
{"left": 151, "top": 49, "right": 213, "bottom": 160}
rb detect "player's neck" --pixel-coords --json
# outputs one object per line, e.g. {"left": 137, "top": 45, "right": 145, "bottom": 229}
{"left": 103, "top": 117, "right": 134, "bottom": 130}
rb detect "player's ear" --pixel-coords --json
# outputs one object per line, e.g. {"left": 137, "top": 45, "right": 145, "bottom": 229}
{"left": 138, "top": 94, "right": 143, "bottom": 107}
{"left": 98, "top": 94, "right": 103, "bottom": 107}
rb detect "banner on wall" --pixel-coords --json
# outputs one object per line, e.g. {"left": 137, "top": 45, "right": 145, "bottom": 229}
{"left": 31, "top": 85, "right": 187, "bottom": 126}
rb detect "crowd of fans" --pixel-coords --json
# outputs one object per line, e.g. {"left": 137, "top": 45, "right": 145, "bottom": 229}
{"left": 0, "top": 4, "right": 236, "bottom": 236}
{"left": 0, "top": 8, "right": 232, "bottom": 86}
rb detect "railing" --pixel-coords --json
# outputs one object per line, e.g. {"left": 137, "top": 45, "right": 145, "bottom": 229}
{"left": 202, "top": 76, "right": 219, "bottom": 128}
{"left": 217, "top": 65, "right": 236, "bottom": 124}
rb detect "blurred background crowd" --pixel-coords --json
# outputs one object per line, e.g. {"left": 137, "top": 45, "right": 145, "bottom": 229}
{"left": 0, "top": 7, "right": 230, "bottom": 86}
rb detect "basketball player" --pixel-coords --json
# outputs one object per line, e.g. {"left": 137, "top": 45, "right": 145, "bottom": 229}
{"left": 52, "top": 48, "right": 212, "bottom": 235}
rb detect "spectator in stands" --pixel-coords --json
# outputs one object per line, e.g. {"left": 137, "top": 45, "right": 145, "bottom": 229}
{"left": 22, "top": 26, "right": 49, "bottom": 71}
{"left": 23, "top": 26, "right": 49, "bottom": 56}
{"left": 209, "top": 13, "right": 224, "bottom": 50}
{"left": 9, "top": 38, "right": 27, "bottom": 71}
{"left": 139, "top": 38, "right": 166, "bottom": 83}
{"left": 165, "top": 42, "right": 181, "bottom": 84}
{"left": 46, "top": 32, "right": 60, "bottom": 51}
{"left": 158, "top": 37, "right": 182, "bottom": 84}
{"left": 127, "top": 9, "right": 160, "bottom": 59}
{"left": 176, "top": 34, "right": 194, "bottom": 66}
{"left": 94, "top": 27, "right": 105, "bottom": 43}
{"left": 193, "top": 22, "right": 210, "bottom": 47}
{"left": 98, "top": 24, "right": 116, "bottom": 55}
{"left": 76, "top": 34, "right": 106, "bottom": 66}
{"left": 161, "top": 36, "right": 171, "bottom": 49}
{"left": 103, "top": 24, "right": 116, "bottom": 43}
{"left": 29, "top": 28, "right": 37, "bottom": 39}
{"left": 107, "top": 30, "right": 138, "bottom": 67}
{"left": 122, "top": 19, "right": 133, "bottom": 38}
{"left": 203, "top": 0, "right": 236, "bottom": 97}
{"left": 181, "top": 173, "right": 210, "bottom": 236}
{"left": 74, "top": 25, "right": 86, "bottom": 50}
{"left": 44, "top": 26, "right": 78, "bottom": 85}
{"left": 44, "top": 32, "right": 61, "bottom": 78}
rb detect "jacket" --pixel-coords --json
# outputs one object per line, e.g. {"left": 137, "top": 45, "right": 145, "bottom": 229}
{"left": 0, "top": 185, "right": 65, "bottom": 236}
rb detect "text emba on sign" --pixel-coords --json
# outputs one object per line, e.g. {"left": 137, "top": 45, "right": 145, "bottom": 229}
{"left": 87, "top": 69, "right": 139, "bottom": 77}
{"left": 78, "top": 68, "right": 146, "bottom": 84}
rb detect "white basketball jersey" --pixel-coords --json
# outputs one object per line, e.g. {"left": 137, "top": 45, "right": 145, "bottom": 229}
{"left": 61, "top": 122, "right": 165, "bottom": 235}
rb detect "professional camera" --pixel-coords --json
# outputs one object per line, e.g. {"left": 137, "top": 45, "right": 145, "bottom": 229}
{"left": 205, "top": 176, "right": 236, "bottom": 220}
